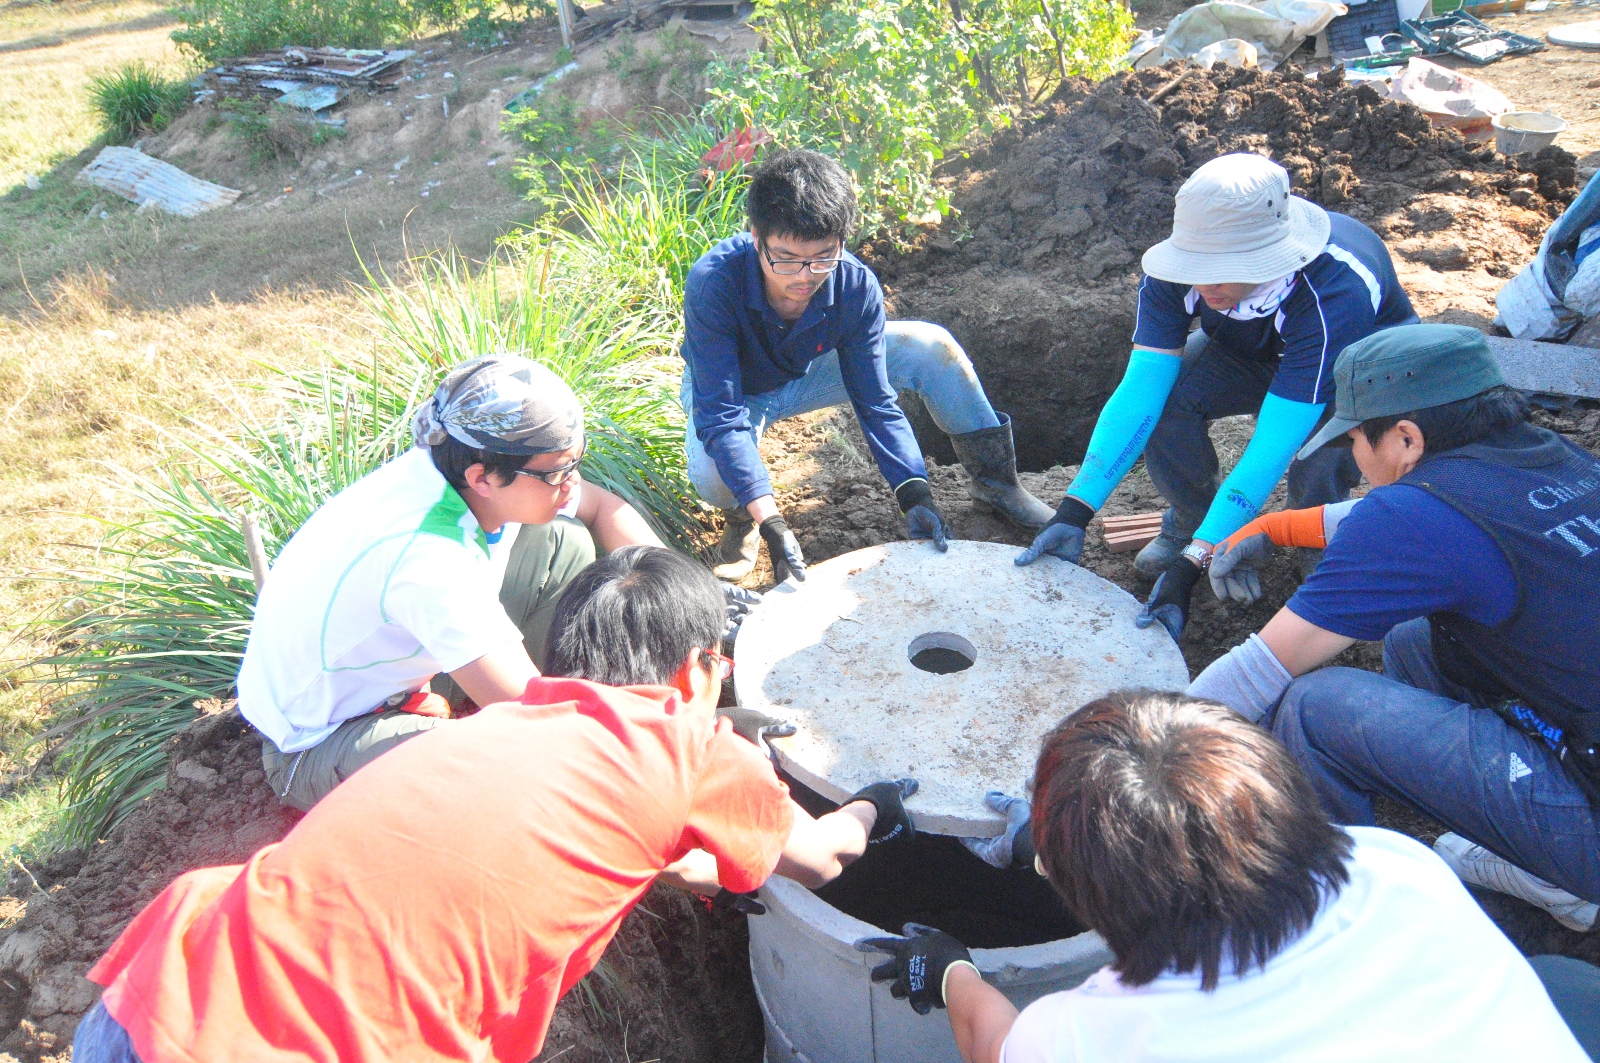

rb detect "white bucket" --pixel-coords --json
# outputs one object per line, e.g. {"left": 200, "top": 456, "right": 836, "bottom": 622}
{"left": 1493, "top": 111, "right": 1568, "bottom": 155}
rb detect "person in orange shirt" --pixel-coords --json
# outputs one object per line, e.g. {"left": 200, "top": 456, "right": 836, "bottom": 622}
{"left": 74, "top": 545, "right": 916, "bottom": 1063}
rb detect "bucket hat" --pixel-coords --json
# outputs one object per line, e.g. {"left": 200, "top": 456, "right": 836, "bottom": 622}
{"left": 1141, "top": 154, "right": 1331, "bottom": 285}
{"left": 1297, "top": 324, "right": 1504, "bottom": 459}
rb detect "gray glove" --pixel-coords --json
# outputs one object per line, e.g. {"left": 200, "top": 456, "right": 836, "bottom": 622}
{"left": 720, "top": 582, "right": 761, "bottom": 644}
{"left": 718, "top": 705, "right": 797, "bottom": 746}
{"left": 1016, "top": 497, "right": 1093, "bottom": 567}
{"left": 1208, "top": 532, "right": 1274, "bottom": 605}
{"left": 960, "top": 792, "right": 1032, "bottom": 869}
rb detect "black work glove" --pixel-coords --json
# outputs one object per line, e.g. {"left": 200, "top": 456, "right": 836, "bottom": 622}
{"left": 895, "top": 479, "right": 948, "bottom": 552}
{"left": 720, "top": 581, "right": 761, "bottom": 644}
{"left": 1015, "top": 496, "right": 1094, "bottom": 567}
{"left": 854, "top": 923, "right": 978, "bottom": 1015}
{"left": 1135, "top": 554, "right": 1203, "bottom": 642}
{"left": 758, "top": 516, "right": 807, "bottom": 584}
{"left": 846, "top": 778, "right": 920, "bottom": 844}
{"left": 706, "top": 887, "right": 766, "bottom": 916}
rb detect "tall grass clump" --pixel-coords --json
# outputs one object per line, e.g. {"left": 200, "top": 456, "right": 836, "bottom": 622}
{"left": 26, "top": 161, "right": 711, "bottom": 842}
{"left": 87, "top": 61, "right": 191, "bottom": 144}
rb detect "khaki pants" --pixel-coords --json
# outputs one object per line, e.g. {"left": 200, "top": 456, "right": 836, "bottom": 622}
{"left": 261, "top": 517, "right": 597, "bottom": 812}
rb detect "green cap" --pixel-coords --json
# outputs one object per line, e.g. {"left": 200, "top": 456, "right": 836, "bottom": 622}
{"left": 1297, "top": 324, "right": 1505, "bottom": 460}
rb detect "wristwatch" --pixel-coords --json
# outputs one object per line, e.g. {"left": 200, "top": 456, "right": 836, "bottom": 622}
{"left": 1181, "top": 542, "right": 1212, "bottom": 571}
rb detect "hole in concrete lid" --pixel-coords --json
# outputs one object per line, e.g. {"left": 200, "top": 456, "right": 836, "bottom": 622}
{"left": 908, "top": 632, "right": 976, "bottom": 674}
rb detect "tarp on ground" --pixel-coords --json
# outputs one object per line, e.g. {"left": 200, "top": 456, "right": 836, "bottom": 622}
{"left": 1497, "top": 168, "right": 1600, "bottom": 340}
{"left": 1131, "top": 0, "right": 1349, "bottom": 71}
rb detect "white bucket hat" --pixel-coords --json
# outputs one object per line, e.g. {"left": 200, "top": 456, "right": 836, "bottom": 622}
{"left": 1141, "top": 154, "right": 1331, "bottom": 285}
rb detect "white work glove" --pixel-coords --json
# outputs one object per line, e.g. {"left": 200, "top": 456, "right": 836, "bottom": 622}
{"left": 960, "top": 792, "right": 1032, "bottom": 869}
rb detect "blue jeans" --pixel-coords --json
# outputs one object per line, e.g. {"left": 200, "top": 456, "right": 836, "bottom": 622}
{"left": 681, "top": 321, "right": 1000, "bottom": 510}
{"left": 1531, "top": 955, "right": 1600, "bottom": 1061}
{"left": 74, "top": 1001, "right": 142, "bottom": 1063}
{"left": 1145, "top": 331, "right": 1362, "bottom": 539}
{"left": 1269, "top": 617, "right": 1600, "bottom": 902}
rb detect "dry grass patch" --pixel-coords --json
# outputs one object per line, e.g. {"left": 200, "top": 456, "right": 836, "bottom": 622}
{"left": 0, "top": 0, "right": 184, "bottom": 192}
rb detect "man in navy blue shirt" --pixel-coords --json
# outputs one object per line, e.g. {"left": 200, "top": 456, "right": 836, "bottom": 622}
{"left": 1016, "top": 154, "right": 1417, "bottom": 642}
{"left": 1189, "top": 324, "right": 1600, "bottom": 933}
{"left": 681, "top": 150, "right": 1054, "bottom": 582}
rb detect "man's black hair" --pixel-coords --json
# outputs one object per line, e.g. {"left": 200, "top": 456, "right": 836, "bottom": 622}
{"left": 429, "top": 437, "right": 529, "bottom": 491}
{"left": 544, "top": 546, "right": 725, "bottom": 688}
{"left": 747, "top": 149, "right": 859, "bottom": 244}
{"left": 1358, "top": 385, "right": 1529, "bottom": 453}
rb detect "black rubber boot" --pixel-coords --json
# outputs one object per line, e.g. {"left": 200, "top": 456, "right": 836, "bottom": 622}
{"left": 948, "top": 413, "right": 1055, "bottom": 531}
{"left": 711, "top": 508, "right": 759, "bottom": 581}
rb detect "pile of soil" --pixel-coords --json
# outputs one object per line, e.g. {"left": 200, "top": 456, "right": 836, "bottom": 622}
{"left": 0, "top": 708, "right": 761, "bottom": 1063}
{"left": 866, "top": 64, "right": 1581, "bottom": 471}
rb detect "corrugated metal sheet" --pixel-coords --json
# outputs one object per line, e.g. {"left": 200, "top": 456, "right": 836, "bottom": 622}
{"left": 74, "top": 147, "right": 242, "bottom": 218}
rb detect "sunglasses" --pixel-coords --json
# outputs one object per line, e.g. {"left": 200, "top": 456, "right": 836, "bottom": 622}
{"left": 514, "top": 441, "right": 587, "bottom": 486}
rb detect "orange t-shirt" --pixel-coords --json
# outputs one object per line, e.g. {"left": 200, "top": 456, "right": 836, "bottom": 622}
{"left": 88, "top": 677, "right": 794, "bottom": 1063}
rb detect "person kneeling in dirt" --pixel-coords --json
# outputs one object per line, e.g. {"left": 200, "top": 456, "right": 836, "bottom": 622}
{"left": 682, "top": 148, "right": 1055, "bottom": 584}
{"left": 860, "top": 690, "right": 1587, "bottom": 1063}
{"left": 1189, "top": 323, "right": 1600, "bottom": 933}
{"left": 74, "top": 545, "right": 915, "bottom": 1063}
{"left": 1016, "top": 153, "right": 1417, "bottom": 642}
{"left": 236, "top": 352, "right": 746, "bottom": 812}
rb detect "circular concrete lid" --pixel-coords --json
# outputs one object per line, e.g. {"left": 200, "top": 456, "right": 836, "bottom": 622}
{"left": 734, "top": 540, "right": 1191, "bottom": 837}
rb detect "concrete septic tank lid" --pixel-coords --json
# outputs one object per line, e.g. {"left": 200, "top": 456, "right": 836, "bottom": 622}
{"left": 734, "top": 540, "right": 1191, "bottom": 837}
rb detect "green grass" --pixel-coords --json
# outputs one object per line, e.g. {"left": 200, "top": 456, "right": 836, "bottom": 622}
{"left": 0, "top": 783, "right": 70, "bottom": 875}
{"left": 20, "top": 146, "right": 727, "bottom": 844}
{"left": 86, "top": 60, "right": 190, "bottom": 144}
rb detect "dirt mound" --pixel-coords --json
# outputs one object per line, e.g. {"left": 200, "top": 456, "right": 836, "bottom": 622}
{"left": 0, "top": 709, "right": 760, "bottom": 1062}
{"left": 867, "top": 64, "right": 1580, "bottom": 471}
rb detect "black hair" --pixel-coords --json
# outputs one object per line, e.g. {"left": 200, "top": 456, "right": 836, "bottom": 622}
{"left": 544, "top": 546, "right": 725, "bottom": 687}
{"left": 429, "top": 436, "right": 529, "bottom": 491}
{"left": 1032, "top": 690, "right": 1353, "bottom": 992}
{"left": 1358, "top": 385, "right": 1529, "bottom": 453}
{"left": 747, "top": 149, "right": 859, "bottom": 244}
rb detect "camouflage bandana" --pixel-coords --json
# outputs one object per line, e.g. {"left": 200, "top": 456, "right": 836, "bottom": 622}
{"left": 411, "top": 353, "right": 585, "bottom": 456}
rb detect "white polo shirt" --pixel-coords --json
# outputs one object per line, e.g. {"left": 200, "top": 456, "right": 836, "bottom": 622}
{"left": 1000, "top": 827, "right": 1586, "bottom": 1063}
{"left": 236, "top": 448, "right": 526, "bottom": 753}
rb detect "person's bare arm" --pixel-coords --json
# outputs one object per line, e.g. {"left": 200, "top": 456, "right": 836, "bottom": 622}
{"left": 660, "top": 849, "right": 722, "bottom": 894}
{"left": 1258, "top": 607, "right": 1356, "bottom": 677}
{"left": 448, "top": 644, "right": 538, "bottom": 706}
{"left": 572, "top": 480, "right": 665, "bottom": 553}
{"left": 746, "top": 495, "right": 781, "bottom": 524}
{"left": 772, "top": 800, "right": 876, "bottom": 888}
{"left": 946, "top": 964, "right": 1019, "bottom": 1063}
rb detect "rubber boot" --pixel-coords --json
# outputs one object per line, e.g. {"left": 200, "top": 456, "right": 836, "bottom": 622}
{"left": 711, "top": 508, "right": 759, "bottom": 581}
{"left": 948, "top": 413, "right": 1055, "bottom": 531}
{"left": 1134, "top": 531, "right": 1188, "bottom": 576}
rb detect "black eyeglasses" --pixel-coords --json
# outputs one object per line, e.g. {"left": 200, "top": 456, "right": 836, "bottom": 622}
{"left": 761, "top": 241, "right": 844, "bottom": 276}
{"left": 515, "top": 441, "right": 587, "bottom": 486}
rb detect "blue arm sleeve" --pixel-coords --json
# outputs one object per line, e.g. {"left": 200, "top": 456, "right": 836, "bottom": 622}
{"left": 682, "top": 272, "right": 771, "bottom": 506}
{"left": 1064, "top": 349, "right": 1183, "bottom": 510}
{"left": 1193, "top": 393, "right": 1326, "bottom": 545}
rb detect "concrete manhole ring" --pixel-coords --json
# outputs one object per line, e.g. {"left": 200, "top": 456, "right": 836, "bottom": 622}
{"left": 733, "top": 539, "right": 1192, "bottom": 837}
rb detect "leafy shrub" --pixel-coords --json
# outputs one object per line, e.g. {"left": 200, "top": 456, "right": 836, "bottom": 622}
{"left": 218, "top": 97, "right": 343, "bottom": 162}
{"left": 704, "top": 0, "right": 1133, "bottom": 237}
{"left": 87, "top": 61, "right": 191, "bottom": 143}
{"left": 170, "top": 0, "right": 497, "bottom": 61}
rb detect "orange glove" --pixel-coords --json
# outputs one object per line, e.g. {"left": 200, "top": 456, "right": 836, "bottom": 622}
{"left": 1219, "top": 506, "right": 1327, "bottom": 553}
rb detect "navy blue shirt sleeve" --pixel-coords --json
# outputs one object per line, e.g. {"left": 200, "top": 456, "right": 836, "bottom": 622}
{"left": 1131, "top": 276, "right": 1194, "bottom": 350}
{"left": 682, "top": 263, "right": 772, "bottom": 506}
{"left": 838, "top": 273, "right": 927, "bottom": 491}
{"left": 1269, "top": 269, "right": 1376, "bottom": 405}
{"left": 1287, "top": 486, "right": 1517, "bottom": 641}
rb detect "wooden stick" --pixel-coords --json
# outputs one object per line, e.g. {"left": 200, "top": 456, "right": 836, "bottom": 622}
{"left": 1148, "top": 67, "right": 1193, "bottom": 106}
{"left": 241, "top": 513, "right": 270, "bottom": 593}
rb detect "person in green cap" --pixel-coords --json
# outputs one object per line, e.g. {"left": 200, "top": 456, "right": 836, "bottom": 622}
{"left": 1187, "top": 323, "right": 1600, "bottom": 934}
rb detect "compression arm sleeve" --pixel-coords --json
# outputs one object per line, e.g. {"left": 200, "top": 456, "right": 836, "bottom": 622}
{"left": 1186, "top": 633, "right": 1294, "bottom": 723}
{"left": 1193, "top": 393, "right": 1326, "bottom": 545}
{"left": 1064, "top": 349, "right": 1183, "bottom": 510}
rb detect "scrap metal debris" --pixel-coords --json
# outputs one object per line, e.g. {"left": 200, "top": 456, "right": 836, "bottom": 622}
{"left": 207, "top": 47, "right": 414, "bottom": 93}
{"left": 75, "top": 147, "right": 242, "bottom": 217}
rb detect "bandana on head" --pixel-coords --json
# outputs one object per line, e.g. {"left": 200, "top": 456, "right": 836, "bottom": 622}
{"left": 411, "top": 353, "right": 585, "bottom": 456}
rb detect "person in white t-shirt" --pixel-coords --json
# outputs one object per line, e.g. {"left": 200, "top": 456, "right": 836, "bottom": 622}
{"left": 237, "top": 353, "right": 684, "bottom": 811}
{"left": 859, "top": 690, "right": 1587, "bottom": 1063}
